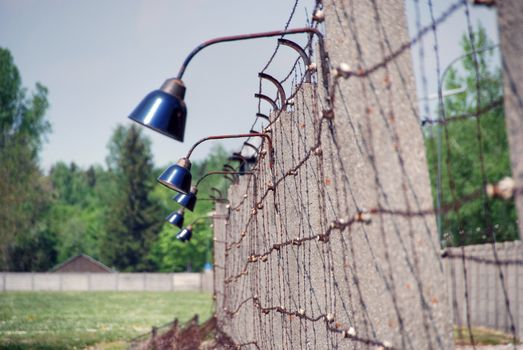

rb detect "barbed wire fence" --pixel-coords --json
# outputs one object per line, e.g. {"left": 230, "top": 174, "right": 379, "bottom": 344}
{"left": 209, "top": 0, "right": 523, "bottom": 349}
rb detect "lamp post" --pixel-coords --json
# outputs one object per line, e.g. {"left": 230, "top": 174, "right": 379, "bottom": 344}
{"left": 128, "top": 28, "right": 327, "bottom": 142}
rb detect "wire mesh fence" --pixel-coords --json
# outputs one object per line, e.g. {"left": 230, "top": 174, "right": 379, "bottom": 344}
{"left": 210, "top": 0, "right": 522, "bottom": 349}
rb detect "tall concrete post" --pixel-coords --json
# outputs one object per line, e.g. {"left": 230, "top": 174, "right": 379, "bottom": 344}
{"left": 497, "top": 0, "right": 523, "bottom": 240}
{"left": 320, "top": 0, "right": 453, "bottom": 348}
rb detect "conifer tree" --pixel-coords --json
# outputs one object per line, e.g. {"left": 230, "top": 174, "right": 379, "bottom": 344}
{"left": 101, "top": 125, "right": 162, "bottom": 271}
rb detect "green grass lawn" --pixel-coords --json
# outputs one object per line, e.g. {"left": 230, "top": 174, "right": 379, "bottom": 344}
{"left": 0, "top": 291, "right": 213, "bottom": 350}
{"left": 454, "top": 326, "right": 519, "bottom": 346}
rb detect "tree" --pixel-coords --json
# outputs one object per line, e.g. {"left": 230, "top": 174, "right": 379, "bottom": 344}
{"left": 0, "top": 47, "right": 55, "bottom": 270}
{"left": 100, "top": 125, "right": 162, "bottom": 271}
{"left": 47, "top": 162, "right": 109, "bottom": 263}
{"left": 425, "top": 25, "right": 517, "bottom": 246}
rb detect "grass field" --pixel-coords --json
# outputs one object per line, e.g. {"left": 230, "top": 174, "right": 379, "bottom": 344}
{"left": 0, "top": 291, "right": 213, "bottom": 350}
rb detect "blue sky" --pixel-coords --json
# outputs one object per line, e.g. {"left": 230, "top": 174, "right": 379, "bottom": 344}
{"left": 0, "top": 1, "right": 499, "bottom": 171}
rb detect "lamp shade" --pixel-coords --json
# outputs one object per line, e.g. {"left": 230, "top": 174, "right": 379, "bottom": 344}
{"left": 176, "top": 226, "right": 193, "bottom": 242}
{"left": 128, "top": 79, "right": 187, "bottom": 142}
{"left": 165, "top": 209, "right": 184, "bottom": 228}
{"left": 173, "top": 187, "right": 197, "bottom": 211}
{"left": 158, "top": 158, "right": 192, "bottom": 194}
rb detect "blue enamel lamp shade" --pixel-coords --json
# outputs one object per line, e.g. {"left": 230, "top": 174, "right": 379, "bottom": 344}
{"left": 165, "top": 209, "right": 184, "bottom": 228}
{"left": 158, "top": 158, "right": 192, "bottom": 194}
{"left": 173, "top": 187, "right": 197, "bottom": 212}
{"left": 128, "top": 78, "right": 187, "bottom": 142}
{"left": 176, "top": 225, "right": 193, "bottom": 242}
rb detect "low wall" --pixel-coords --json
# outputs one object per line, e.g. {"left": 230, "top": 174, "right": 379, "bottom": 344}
{"left": 443, "top": 241, "right": 523, "bottom": 339}
{"left": 0, "top": 272, "right": 213, "bottom": 292}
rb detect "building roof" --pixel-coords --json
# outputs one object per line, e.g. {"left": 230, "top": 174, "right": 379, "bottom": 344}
{"left": 51, "top": 254, "right": 115, "bottom": 273}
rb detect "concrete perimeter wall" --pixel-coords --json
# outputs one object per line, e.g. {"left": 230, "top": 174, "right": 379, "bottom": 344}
{"left": 0, "top": 272, "right": 213, "bottom": 292}
{"left": 443, "top": 241, "right": 523, "bottom": 339}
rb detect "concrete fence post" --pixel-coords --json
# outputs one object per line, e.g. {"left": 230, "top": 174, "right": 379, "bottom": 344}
{"left": 497, "top": 0, "right": 523, "bottom": 240}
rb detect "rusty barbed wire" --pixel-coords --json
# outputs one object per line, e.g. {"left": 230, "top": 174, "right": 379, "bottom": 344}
{"left": 211, "top": 1, "right": 521, "bottom": 349}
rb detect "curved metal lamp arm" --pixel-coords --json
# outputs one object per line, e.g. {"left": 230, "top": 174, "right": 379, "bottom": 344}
{"left": 211, "top": 187, "right": 223, "bottom": 197}
{"left": 278, "top": 38, "right": 312, "bottom": 83}
{"left": 256, "top": 113, "right": 270, "bottom": 122}
{"left": 243, "top": 142, "right": 259, "bottom": 155}
{"left": 255, "top": 93, "right": 279, "bottom": 111}
{"left": 189, "top": 215, "right": 212, "bottom": 227}
{"left": 185, "top": 133, "right": 274, "bottom": 169}
{"left": 223, "top": 164, "right": 237, "bottom": 172}
{"left": 176, "top": 27, "right": 324, "bottom": 80}
{"left": 258, "top": 73, "right": 286, "bottom": 110}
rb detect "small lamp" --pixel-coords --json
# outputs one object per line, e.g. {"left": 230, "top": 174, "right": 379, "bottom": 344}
{"left": 165, "top": 208, "right": 185, "bottom": 228}
{"left": 176, "top": 225, "right": 193, "bottom": 242}
{"left": 157, "top": 158, "right": 192, "bottom": 194}
{"left": 173, "top": 186, "right": 198, "bottom": 212}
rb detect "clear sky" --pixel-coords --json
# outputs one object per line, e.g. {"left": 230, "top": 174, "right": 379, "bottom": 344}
{"left": 0, "top": 1, "right": 499, "bottom": 172}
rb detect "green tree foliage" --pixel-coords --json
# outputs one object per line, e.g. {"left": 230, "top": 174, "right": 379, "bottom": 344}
{"left": 100, "top": 125, "right": 163, "bottom": 271}
{"left": 150, "top": 145, "right": 230, "bottom": 272}
{"left": 47, "top": 162, "right": 111, "bottom": 262}
{"left": 0, "top": 47, "right": 55, "bottom": 271}
{"left": 425, "top": 25, "right": 517, "bottom": 246}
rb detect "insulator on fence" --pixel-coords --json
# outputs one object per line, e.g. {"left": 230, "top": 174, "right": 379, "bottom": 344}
{"left": 382, "top": 341, "right": 393, "bottom": 349}
{"left": 486, "top": 176, "right": 515, "bottom": 200}
{"left": 333, "top": 63, "right": 352, "bottom": 78}
{"left": 325, "top": 313, "right": 335, "bottom": 322}
{"left": 317, "top": 234, "right": 329, "bottom": 242}
{"left": 313, "top": 9, "right": 325, "bottom": 22}
{"left": 308, "top": 62, "right": 317, "bottom": 72}
{"left": 354, "top": 210, "right": 372, "bottom": 224}
{"left": 337, "top": 218, "right": 348, "bottom": 225}
{"left": 322, "top": 109, "right": 334, "bottom": 120}
{"left": 297, "top": 308, "right": 305, "bottom": 316}
{"left": 342, "top": 327, "right": 356, "bottom": 338}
